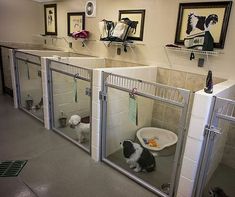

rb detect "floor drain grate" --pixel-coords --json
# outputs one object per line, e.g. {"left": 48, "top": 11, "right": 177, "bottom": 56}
{"left": 0, "top": 160, "right": 27, "bottom": 177}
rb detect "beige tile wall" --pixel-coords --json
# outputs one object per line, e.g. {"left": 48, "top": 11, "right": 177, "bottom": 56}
{"left": 18, "top": 61, "right": 43, "bottom": 107}
{"left": 221, "top": 93, "right": 235, "bottom": 169}
{"left": 52, "top": 71, "right": 91, "bottom": 128}
{"left": 206, "top": 120, "right": 230, "bottom": 183}
{"left": 151, "top": 67, "right": 225, "bottom": 134}
{"left": 222, "top": 121, "right": 235, "bottom": 169}
{"left": 105, "top": 59, "right": 147, "bottom": 68}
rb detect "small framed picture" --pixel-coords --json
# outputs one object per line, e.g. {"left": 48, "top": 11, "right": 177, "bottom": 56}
{"left": 67, "top": 12, "right": 85, "bottom": 36}
{"left": 174, "top": 1, "right": 232, "bottom": 48}
{"left": 44, "top": 4, "right": 57, "bottom": 35}
{"left": 119, "top": 9, "right": 145, "bottom": 41}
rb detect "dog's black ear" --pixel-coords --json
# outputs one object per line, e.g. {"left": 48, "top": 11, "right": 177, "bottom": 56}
{"left": 123, "top": 141, "right": 135, "bottom": 158}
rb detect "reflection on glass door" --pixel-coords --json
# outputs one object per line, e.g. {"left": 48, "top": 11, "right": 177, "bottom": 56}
{"left": 50, "top": 70, "right": 91, "bottom": 152}
{"left": 17, "top": 59, "right": 44, "bottom": 121}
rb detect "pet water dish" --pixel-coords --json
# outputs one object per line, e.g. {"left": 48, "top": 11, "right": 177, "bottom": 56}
{"left": 25, "top": 94, "right": 33, "bottom": 110}
{"left": 58, "top": 111, "right": 67, "bottom": 128}
{"left": 161, "top": 183, "right": 170, "bottom": 195}
{"left": 136, "top": 127, "right": 178, "bottom": 151}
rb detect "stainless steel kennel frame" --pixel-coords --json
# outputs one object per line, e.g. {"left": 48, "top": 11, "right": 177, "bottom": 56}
{"left": 47, "top": 59, "right": 93, "bottom": 153}
{"left": 194, "top": 96, "right": 235, "bottom": 197}
{"left": 14, "top": 50, "right": 44, "bottom": 122}
{"left": 100, "top": 72, "right": 191, "bottom": 197}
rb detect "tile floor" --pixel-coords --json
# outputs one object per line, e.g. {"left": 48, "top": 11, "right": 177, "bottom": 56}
{"left": 0, "top": 95, "right": 157, "bottom": 197}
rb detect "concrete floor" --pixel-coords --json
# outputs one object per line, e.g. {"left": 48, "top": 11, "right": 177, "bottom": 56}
{"left": 0, "top": 95, "right": 157, "bottom": 197}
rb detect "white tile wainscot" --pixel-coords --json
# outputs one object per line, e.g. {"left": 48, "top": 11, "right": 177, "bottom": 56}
{"left": 177, "top": 80, "right": 235, "bottom": 197}
{"left": 41, "top": 58, "right": 50, "bottom": 129}
{"left": 91, "top": 69, "right": 102, "bottom": 161}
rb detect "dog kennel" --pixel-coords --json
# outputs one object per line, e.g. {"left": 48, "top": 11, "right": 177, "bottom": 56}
{"left": 100, "top": 71, "right": 191, "bottom": 196}
{"left": 14, "top": 50, "right": 87, "bottom": 122}
{"left": 14, "top": 50, "right": 46, "bottom": 121}
{"left": 47, "top": 59, "right": 94, "bottom": 153}
{"left": 194, "top": 94, "right": 235, "bottom": 197}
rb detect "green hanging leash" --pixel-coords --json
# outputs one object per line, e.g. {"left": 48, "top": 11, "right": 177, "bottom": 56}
{"left": 73, "top": 74, "right": 79, "bottom": 103}
{"left": 26, "top": 61, "right": 30, "bottom": 80}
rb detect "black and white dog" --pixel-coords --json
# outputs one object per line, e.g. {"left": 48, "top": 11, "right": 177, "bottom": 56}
{"left": 186, "top": 13, "right": 218, "bottom": 35}
{"left": 209, "top": 187, "right": 229, "bottom": 197}
{"left": 121, "top": 140, "right": 155, "bottom": 172}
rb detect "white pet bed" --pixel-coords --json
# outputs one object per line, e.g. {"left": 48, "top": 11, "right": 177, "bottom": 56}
{"left": 136, "top": 127, "right": 178, "bottom": 151}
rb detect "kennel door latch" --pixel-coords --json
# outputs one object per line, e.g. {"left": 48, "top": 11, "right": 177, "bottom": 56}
{"left": 99, "top": 91, "right": 107, "bottom": 101}
{"left": 85, "top": 88, "right": 92, "bottom": 97}
{"left": 204, "top": 125, "right": 222, "bottom": 136}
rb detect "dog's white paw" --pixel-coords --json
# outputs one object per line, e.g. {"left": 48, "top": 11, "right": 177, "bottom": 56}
{"left": 78, "top": 139, "right": 84, "bottom": 144}
{"left": 134, "top": 167, "right": 141, "bottom": 172}
{"left": 129, "top": 164, "right": 136, "bottom": 169}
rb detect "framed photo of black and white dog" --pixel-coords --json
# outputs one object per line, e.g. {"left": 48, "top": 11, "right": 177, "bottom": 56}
{"left": 67, "top": 12, "right": 85, "bottom": 36}
{"left": 44, "top": 4, "right": 57, "bottom": 35}
{"left": 174, "top": 1, "right": 232, "bottom": 48}
{"left": 119, "top": 9, "right": 145, "bottom": 41}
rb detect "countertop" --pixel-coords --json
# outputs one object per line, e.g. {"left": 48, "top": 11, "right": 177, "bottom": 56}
{"left": 0, "top": 42, "right": 50, "bottom": 50}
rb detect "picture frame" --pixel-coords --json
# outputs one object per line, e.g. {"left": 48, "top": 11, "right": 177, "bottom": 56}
{"left": 174, "top": 1, "right": 232, "bottom": 48}
{"left": 67, "top": 12, "right": 85, "bottom": 36}
{"left": 44, "top": 4, "right": 57, "bottom": 35}
{"left": 85, "top": 1, "right": 96, "bottom": 18}
{"left": 119, "top": 9, "right": 145, "bottom": 41}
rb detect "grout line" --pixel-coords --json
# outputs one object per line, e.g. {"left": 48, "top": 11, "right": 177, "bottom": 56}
{"left": 187, "top": 135, "right": 203, "bottom": 142}
{"left": 180, "top": 175, "right": 194, "bottom": 182}
{"left": 183, "top": 156, "right": 198, "bottom": 164}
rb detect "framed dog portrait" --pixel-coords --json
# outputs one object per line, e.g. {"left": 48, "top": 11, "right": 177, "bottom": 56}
{"left": 67, "top": 12, "right": 85, "bottom": 36}
{"left": 174, "top": 1, "right": 232, "bottom": 48}
{"left": 44, "top": 4, "right": 57, "bottom": 35}
{"left": 119, "top": 9, "right": 145, "bottom": 41}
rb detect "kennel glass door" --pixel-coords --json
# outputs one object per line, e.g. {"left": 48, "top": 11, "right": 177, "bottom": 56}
{"left": 16, "top": 58, "right": 44, "bottom": 122}
{"left": 1, "top": 47, "right": 13, "bottom": 96}
{"left": 101, "top": 72, "right": 190, "bottom": 197}
{"left": 195, "top": 97, "right": 235, "bottom": 197}
{"left": 50, "top": 69, "right": 91, "bottom": 153}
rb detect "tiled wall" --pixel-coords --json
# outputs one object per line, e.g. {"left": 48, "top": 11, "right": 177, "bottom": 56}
{"left": 51, "top": 71, "right": 91, "bottom": 128}
{"left": 151, "top": 67, "right": 225, "bottom": 134}
{"left": 206, "top": 120, "right": 230, "bottom": 183}
{"left": 106, "top": 89, "right": 154, "bottom": 155}
{"left": 105, "top": 59, "right": 147, "bottom": 68}
{"left": 18, "top": 60, "right": 43, "bottom": 107}
{"left": 54, "top": 57, "right": 106, "bottom": 69}
{"left": 222, "top": 114, "right": 235, "bottom": 169}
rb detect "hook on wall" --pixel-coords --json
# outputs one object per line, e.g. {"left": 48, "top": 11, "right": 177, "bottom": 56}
{"left": 190, "top": 52, "right": 195, "bottom": 60}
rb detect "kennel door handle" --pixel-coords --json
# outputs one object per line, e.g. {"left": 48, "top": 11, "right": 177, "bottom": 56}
{"left": 209, "top": 126, "right": 223, "bottom": 135}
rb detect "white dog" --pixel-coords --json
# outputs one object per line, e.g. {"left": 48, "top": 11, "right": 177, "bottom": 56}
{"left": 68, "top": 115, "right": 90, "bottom": 143}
